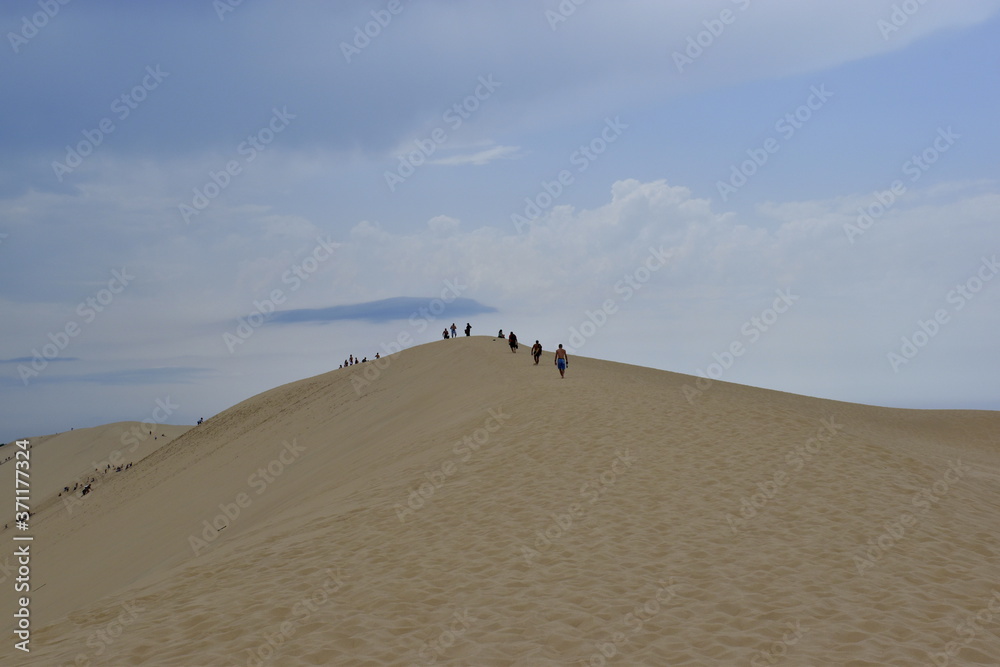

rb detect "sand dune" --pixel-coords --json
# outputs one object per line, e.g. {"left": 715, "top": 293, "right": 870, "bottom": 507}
{"left": 6, "top": 336, "right": 1000, "bottom": 665}
{"left": 0, "top": 421, "right": 191, "bottom": 504}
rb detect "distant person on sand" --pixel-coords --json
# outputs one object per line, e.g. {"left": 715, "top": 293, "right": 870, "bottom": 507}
{"left": 508, "top": 331, "right": 518, "bottom": 352}
{"left": 498, "top": 329, "right": 503, "bottom": 339}
{"left": 531, "top": 340, "right": 542, "bottom": 365}
{"left": 450, "top": 323, "right": 457, "bottom": 338}
{"left": 443, "top": 328, "right": 450, "bottom": 339}
{"left": 465, "top": 323, "right": 471, "bottom": 336}
{"left": 554, "top": 344, "right": 568, "bottom": 378}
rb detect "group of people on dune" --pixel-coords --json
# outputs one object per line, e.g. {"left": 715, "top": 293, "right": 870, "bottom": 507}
{"left": 441, "top": 322, "right": 472, "bottom": 339}
{"left": 497, "top": 329, "right": 569, "bottom": 378}
{"left": 336, "top": 322, "right": 570, "bottom": 377}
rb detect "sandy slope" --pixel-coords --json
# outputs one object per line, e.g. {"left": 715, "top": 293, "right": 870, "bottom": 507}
{"left": 0, "top": 421, "right": 192, "bottom": 505}
{"left": 6, "top": 336, "right": 1000, "bottom": 665}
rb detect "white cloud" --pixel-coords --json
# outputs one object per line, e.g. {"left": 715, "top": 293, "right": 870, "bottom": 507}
{"left": 428, "top": 144, "right": 523, "bottom": 166}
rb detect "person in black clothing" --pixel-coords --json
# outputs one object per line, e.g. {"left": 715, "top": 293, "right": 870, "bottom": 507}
{"left": 508, "top": 331, "right": 518, "bottom": 352}
{"left": 531, "top": 340, "right": 542, "bottom": 365}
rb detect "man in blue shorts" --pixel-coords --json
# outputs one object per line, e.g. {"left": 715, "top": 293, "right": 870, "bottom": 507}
{"left": 554, "top": 344, "right": 568, "bottom": 378}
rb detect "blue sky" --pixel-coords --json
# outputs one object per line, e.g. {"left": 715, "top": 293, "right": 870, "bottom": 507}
{"left": 2, "top": 0, "right": 999, "bottom": 442}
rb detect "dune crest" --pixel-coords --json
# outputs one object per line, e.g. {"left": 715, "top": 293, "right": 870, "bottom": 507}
{"left": 8, "top": 337, "right": 1000, "bottom": 665}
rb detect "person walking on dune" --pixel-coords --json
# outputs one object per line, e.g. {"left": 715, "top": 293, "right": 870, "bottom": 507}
{"left": 531, "top": 340, "right": 542, "bottom": 365}
{"left": 508, "top": 331, "right": 518, "bottom": 353}
{"left": 554, "top": 344, "right": 568, "bottom": 378}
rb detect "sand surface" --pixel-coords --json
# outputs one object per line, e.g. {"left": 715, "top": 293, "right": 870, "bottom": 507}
{"left": 0, "top": 421, "right": 191, "bottom": 504}
{"left": 4, "top": 336, "right": 999, "bottom": 665}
